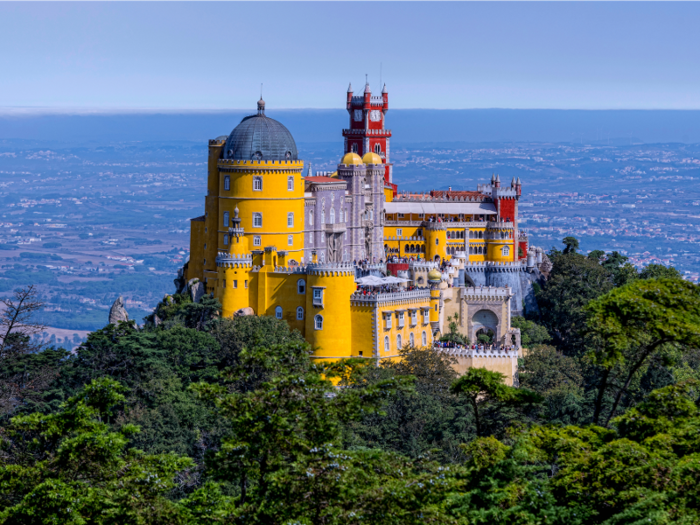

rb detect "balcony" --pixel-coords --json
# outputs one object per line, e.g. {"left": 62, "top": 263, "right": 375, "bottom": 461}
{"left": 325, "top": 222, "right": 347, "bottom": 234}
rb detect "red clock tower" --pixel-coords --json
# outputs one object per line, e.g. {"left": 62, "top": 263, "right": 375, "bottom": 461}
{"left": 343, "top": 80, "right": 396, "bottom": 194}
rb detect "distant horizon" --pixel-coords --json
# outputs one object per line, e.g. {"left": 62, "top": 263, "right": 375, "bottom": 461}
{"left": 6, "top": 107, "right": 700, "bottom": 116}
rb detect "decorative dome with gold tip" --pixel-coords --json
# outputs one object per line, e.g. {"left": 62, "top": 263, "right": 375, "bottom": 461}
{"left": 428, "top": 268, "right": 442, "bottom": 282}
{"left": 340, "top": 152, "right": 363, "bottom": 166}
{"left": 362, "top": 152, "right": 382, "bottom": 165}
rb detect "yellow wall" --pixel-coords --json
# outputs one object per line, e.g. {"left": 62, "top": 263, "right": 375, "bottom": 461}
{"left": 376, "top": 303, "right": 432, "bottom": 361}
{"left": 217, "top": 160, "right": 305, "bottom": 262}
{"left": 305, "top": 269, "right": 356, "bottom": 362}
{"left": 186, "top": 218, "right": 205, "bottom": 282}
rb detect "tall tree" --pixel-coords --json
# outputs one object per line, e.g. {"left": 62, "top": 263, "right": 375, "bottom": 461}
{"left": 450, "top": 368, "right": 542, "bottom": 437}
{"left": 586, "top": 278, "right": 700, "bottom": 425}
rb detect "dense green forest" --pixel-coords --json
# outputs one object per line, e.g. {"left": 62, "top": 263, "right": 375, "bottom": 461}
{"left": 0, "top": 239, "right": 699, "bottom": 524}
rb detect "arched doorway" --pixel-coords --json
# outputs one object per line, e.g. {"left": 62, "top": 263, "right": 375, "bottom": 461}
{"left": 471, "top": 309, "right": 499, "bottom": 344}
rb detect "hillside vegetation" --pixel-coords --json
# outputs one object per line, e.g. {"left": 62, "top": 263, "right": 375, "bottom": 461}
{"left": 0, "top": 239, "right": 698, "bottom": 524}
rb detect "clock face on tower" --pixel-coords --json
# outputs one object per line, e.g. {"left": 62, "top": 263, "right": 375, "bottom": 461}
{"left": 370, "top": 110, "right": 382, "bottom": 122}
{"left": 353, "top": 109, "right": 363, "bottom": 122}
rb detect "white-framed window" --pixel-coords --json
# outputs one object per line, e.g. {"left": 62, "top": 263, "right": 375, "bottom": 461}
{"left": 288, "top": 235, "right": 293, "bottom": 246}
{"left": 253, "top": 213, "right": 262, "bottom": 228}
{"left": 223, "top": 212, "right": 229, "bottom": 227}
{"left": 384, "top": 314, "right": 392, "bottom": 329}
{"left": 287, "top": 176, "right": 294, "bottom": 191}
{"left": 297, "top": 279, "right": 306, "bottom": 294}
{"left": 223, "top": 234, "right": 229, "bottom": 245}
{"left": 384, "top": 336, "right": 390, "bottom": 353}
{"left": 422, "top": 331, "right": 427, "bottom": 346}
{"left": 397, "top": 334, "right": 402, "bottom": 349}
{"left": 296, "top": 307, "right": 304, "bottom": 320}
{"left": 410, "top": 333, "right": 415, "bottom": 346}
{"left": 374, "top": 143, "right": 381, "bottom": 154}
{"left": 313, "top": 288, "right": 323, "bottom": 306}
{"left": 501, "top": 245, "right": 510, "bottom": 257}
{"left": 314, "top": 315, "right": 323, "bottom": 330}
{"left": 330, "top": 208, "right": 335, "bottom": 224}
{"left": 309, "top": 210, "right": 314, "bottom": 226}
{"left": 287, "top": 213, "right": 294, "bottom": 228}
{"left": 275, "top": 306, "right": 283, "bottom": 319}
{"left": 224, "top": 176, "right": 230, "bottom": 191}
{"left": 396, "top": 229, "right": 403, "bottom": 237}
{"left": 423, "top": 310, "right": 429, "bottom": 323}
{"left": 351, "top": 143, "right": 358, "bottom": 153}
{"left": 253, "top": 177, "right": 262, "bottom": 191}
{"left": 411, "top": 310, "right": 417, "bottom": 325}
{"left": 254, "top": 236, "right": 261, "bottom": 246}
{"left": 397, "top": 312, "right": 405, "bottom": 328}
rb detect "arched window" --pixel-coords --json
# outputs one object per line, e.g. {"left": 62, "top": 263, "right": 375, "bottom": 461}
{"left": 288, "top": 235, "right": 293, "bottom": 246}
{"left": 297, "top": 279, "right": 306, "bottom": 294}
{"left": 479, "top": 231, "right": 483, "bottom": 239}
{"left": 223, "top": 211, "right": 229, "bottom": 227}
{"left": 409, "top": 333, "right": 415, "bottom": 346}
{"left": 309, "top": 210, "right": 314, "bottom": 226}
{"left": 422, "top": 331, "right": 427, "bottom": 346}
{"left": 253, "top": 177, "right": 262, "bottom": 191}
{"left": 329, "top": 208, "right": 335, "bottom": 224}
{"left": 314, "top": 315, "right": 323, "bottom": 330}
{"left": 253, "top": 213, "right": 262, "bottom": 228}
{"left": 287, "top": 176, "right": 294, "bottom": 191}
{"left": 369, "top": 209, "right": 373, "bottom": 220}
{"left": 275, "top": 306, "right": 283, "bottom": 319}
{"left": 501, "top": 246, "right": 510, "bottom": 257}
{"left": 374, "top": 143, "right": 381, "bottom": 154}
{"left": 287, "top": 212, "right": 294, "bottom": 228}
{"left": 351, "top": 143, "right": 358, "bottom": 153}
{"left": 224, "top": 176, "right": 230, "bottom": 191}
{"left": 435, "top": 238, "right": 439, "bottom": 245}
{"left": 296, "top": 307, "right": 304, "bottom": 320}
{"left": 223, "top": 234, "right": 229, "bottom": 246}
{"left": 396, "top": 334, "right": 402, "bottom": 349}
{"left": 384, "top": 336, "right": 390, "bottom": 353}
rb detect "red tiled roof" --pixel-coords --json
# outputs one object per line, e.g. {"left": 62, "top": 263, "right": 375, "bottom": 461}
{"left": 430, "top": 190, "right": 483, "bottom": 198}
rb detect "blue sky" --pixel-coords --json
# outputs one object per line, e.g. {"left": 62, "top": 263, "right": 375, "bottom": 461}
{"left": 2, "top": 2, "right": 700, "bottom": 111}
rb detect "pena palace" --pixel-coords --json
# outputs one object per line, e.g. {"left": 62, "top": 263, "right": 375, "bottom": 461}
{"left": 181, "top": 81, "right": 547, "bottom": 384}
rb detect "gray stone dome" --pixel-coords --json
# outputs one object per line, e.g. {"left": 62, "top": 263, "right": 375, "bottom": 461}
{"left": 223, "top": 100, "right": 298, "bottom": 161}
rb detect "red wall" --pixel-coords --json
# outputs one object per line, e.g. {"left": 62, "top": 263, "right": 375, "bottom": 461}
{"left": 518, "top": 240, "right": 528, "bottom": 259}
{"left": 498, "top": 198, "right": 516, "bottom": 222}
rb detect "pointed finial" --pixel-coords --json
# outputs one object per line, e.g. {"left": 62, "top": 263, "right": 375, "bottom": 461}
{"left": 364, "top": 75, "right": 371, "bottom": 93}
{"left": 491, "top": 173, "right": 495, "bottom": 183}
{"left": 234, "top": 206, "right": 239, "bottom": 219}
{"left": 382, "top": 83, "right": 387, "bottom": 94}
{"left": 347, "top": 82, "right": 353, "bottom": 93}
{"left": 496, "top": 174, "right": 500, "bottom": 182}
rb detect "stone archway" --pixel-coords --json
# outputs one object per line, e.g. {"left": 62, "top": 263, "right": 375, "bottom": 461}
{"left": 471, "top": 309, "right": 499, "bottom": 343}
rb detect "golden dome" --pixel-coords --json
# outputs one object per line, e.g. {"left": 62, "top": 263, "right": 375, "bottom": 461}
{"left": 428, "top": 268, "right": 442, "bottom": 281}
{"left": 362, "top": 152, "right": 383, "bottom": 165}
{"left": 340, "top": 152, "right": 363, "bottom": 166}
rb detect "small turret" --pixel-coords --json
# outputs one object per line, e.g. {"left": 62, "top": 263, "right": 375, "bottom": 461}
{"left": 515, "top": 177, "right": 522, "bottom": 196}
{"left": 495, "top": 174, "right": 501, "bottom": 188}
